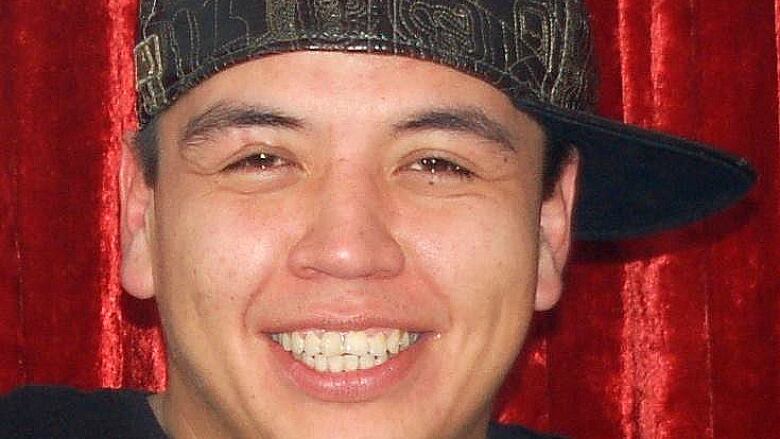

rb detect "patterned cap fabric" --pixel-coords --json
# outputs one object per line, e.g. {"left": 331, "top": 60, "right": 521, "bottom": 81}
{"left": 135, "top": 0, "right": 596, "bottom": 125}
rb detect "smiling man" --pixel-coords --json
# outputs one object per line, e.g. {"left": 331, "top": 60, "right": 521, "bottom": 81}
{"left": 123, "top": 51, "right": 570, "bottom": 438}
{"left": 0, "top": 1, "right": 755, "bottom": 438}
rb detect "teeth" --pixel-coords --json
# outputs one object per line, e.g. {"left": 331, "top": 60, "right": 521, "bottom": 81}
{"left": 322, "top": 332, "right": 343, "bottom": 356}
{"left": 367, "top": 333, "right": 387, "bottom": 356}
{"left": 281, "top": 333, "right": 292, "bottom": 352}
{"left": 327, "top": 355, "right": 344, "bottom": 373}
{"left": 271, "top": 329, "right": 422, "bottom": 373}
{"left": 399, "top": 331, "right": 410, "bottom": 350}
{"left": 315, "top": 354, "right": 328, "bottom": 372}
{"left": 359, "top": 354, "right": 375, "bottom": 370}
{"left": 304, "top": 332, "right": 322, "bottom": 355}
{"left": 292, "top": 332, "right": 305, "bottom": 355}
{"left": 387, "top": 329, "right": 400, "bottom": 354}
{"left": 344, "top": 331, "right": 369, "bottom": 356}
{"left": 344, "top": 355, "right": 359, "bottom": 371}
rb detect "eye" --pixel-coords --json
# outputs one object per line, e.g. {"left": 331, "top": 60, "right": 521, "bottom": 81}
{"left": 408, "top": 157, "right": 473, "bottom": 180}
{"left": 222, "top": 152, "right": 291, "bottom": 172}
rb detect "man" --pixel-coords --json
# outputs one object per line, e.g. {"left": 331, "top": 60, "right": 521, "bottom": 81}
{"left": 1, "top": 0, "right": 754, "bottom": 438}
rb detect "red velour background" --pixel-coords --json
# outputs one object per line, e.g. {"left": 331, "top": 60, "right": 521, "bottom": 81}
{"left": 0, "top": 1, "right": 777, "bottom": 438}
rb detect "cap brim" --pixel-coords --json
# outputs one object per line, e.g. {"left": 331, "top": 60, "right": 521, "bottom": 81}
{"left": 515, "top": 100, "right": 757, "bottom": 241}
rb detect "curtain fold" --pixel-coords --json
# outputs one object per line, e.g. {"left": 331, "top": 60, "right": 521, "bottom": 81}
{"left": 0, "top": 1, "right": 24, "bottom": 390}
{"left": 0, "top": 1, "right": 777, "bottom": 438}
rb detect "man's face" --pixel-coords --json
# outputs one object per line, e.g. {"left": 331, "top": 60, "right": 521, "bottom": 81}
{"left": 122, "top": 52, "right": 573, "bottom": 438}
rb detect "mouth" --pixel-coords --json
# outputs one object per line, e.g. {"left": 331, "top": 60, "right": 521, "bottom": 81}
{"left": 270, "top": 329, "right": 422, "bottom": 373}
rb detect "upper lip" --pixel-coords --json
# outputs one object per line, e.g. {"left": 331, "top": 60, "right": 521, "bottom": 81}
{"left": 247, "top": 279, "right": 451, "bottom": 336}
{"left": 251, "top": 292, "right": 446, "bottom": 335}
{"left": 259, "top": 314, "right": 435, "bottom": 334}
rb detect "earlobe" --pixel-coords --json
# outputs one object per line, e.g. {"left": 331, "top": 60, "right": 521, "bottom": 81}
{"left": 120, "top": 137, "right": 156, "bottom": 299}
{"left": 535, "top": 151, "right": 579, "bottom": 311}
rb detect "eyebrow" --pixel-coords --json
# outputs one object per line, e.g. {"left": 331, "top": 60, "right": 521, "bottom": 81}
{"left": 393, "top": 107, "right": 516, "bottom": 152}
{"left": 180, "top": 103, "right": 305, "bottom": 147}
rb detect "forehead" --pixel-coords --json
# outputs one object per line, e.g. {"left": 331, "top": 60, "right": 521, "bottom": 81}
{"left": 160, "top": 51, "right": 539, "bottom": 136}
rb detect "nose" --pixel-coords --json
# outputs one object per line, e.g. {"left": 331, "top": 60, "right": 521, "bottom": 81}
{"left": 287, "top": 170, "right": 405, "bottom": 280}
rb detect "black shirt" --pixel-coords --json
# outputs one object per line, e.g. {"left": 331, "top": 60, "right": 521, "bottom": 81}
{"left": 0, "top": 386, "right": 562, "bottom": 438}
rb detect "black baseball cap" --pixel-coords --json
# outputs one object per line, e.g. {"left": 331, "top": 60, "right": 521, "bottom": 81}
{"left": 134, "top": 0, "right": 755, "bottom": 240}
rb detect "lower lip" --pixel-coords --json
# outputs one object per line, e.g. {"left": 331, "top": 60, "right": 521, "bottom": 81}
{"left": 268, "top": 336, "right": 425, "bottom": 402}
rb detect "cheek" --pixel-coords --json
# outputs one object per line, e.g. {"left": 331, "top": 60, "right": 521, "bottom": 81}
{"left": 400, "top": 193, "right": 540, "bottom": 324}
{"left": 393, "top": 194, "right": 539, "bottom": 418}
{"left": 152, "top": 190, "right": 301, "bottom": 324}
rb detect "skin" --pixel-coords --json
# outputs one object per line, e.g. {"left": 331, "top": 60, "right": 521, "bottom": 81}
{"left": 121, "top": 52, "right": 577, "bottom": 439}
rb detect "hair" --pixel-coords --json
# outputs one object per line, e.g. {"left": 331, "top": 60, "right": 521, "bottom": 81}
{"left": 132, "top": 116, "right": 573, "bottom": 198}
{"left": 133, "top": 115, "right": 160, "bottom": 187}
{"left": 541, "top": 133, "right": 575, "bottom": 199}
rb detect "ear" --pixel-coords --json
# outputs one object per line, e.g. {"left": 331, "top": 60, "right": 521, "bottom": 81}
{"left": 535, "top": 150, "right": 579, "bottom": 311}
{"left": 120, "top": 135, "right": 156, "bottom": 299}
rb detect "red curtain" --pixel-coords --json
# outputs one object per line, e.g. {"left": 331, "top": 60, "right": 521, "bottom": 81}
{"left": 0, "top": 1, "right": 777, "bottom": 438}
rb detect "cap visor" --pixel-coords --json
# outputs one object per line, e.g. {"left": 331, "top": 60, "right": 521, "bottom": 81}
{"left": 515, "top": 100, "right": 757, "bottom": 241}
